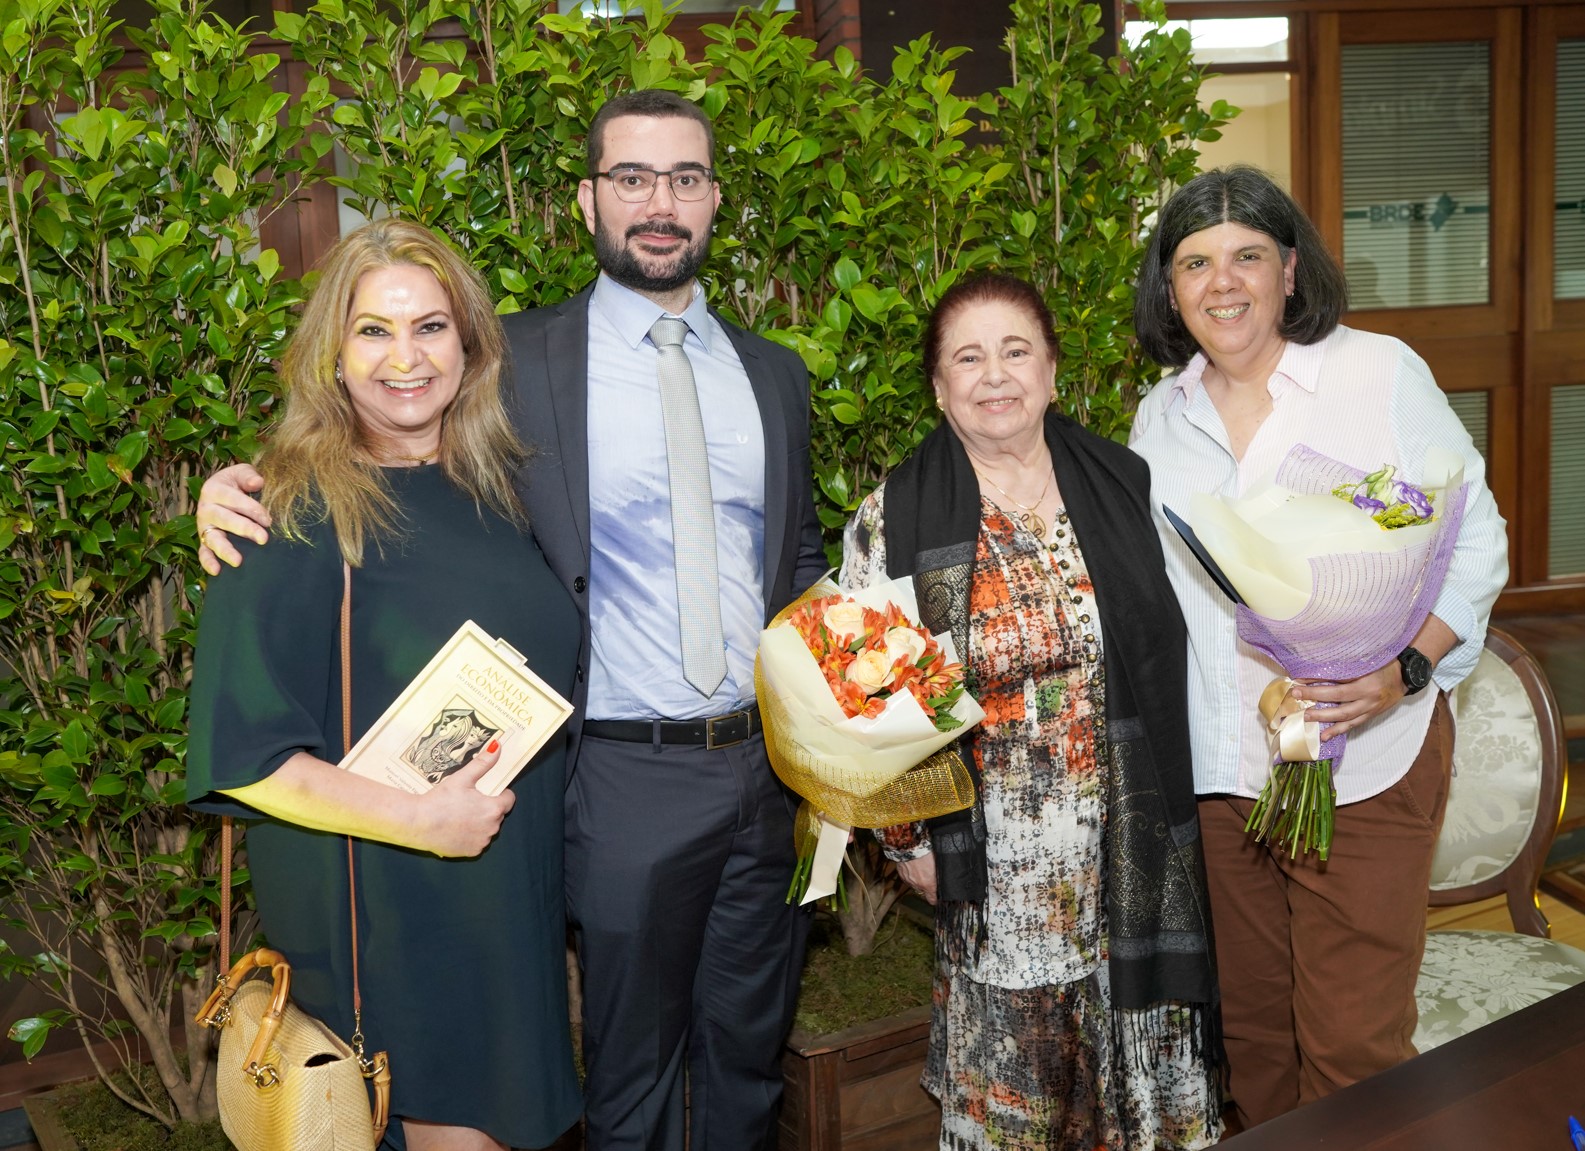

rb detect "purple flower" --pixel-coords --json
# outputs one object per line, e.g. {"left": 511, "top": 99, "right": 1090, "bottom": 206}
{"left": 1352, "top": 493, "right": 1386, "bottom": 513}
{"left": 1393, "top": 481, "right": 1433, "bottom": 519}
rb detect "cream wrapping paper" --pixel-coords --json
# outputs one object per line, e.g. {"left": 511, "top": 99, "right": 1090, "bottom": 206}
{"left": 1178, "top": 444, "right": 1471, "bottom": 860}
{"left": 1188, "top": 447, "right": 1465, "bottom": 622}
{"left": 756, "top": 577, "right": 984, "bottom": 796}
{"left": 1188, "top": 446, "right": 1464, "bottom": 774}
{"left": 755, "top": 576, "right": 985, "bottom": 904}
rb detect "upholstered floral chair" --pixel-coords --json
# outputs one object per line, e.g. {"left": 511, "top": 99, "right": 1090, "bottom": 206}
{"left": 1413, "top": 627, "right": 1585, "bottom": 1052}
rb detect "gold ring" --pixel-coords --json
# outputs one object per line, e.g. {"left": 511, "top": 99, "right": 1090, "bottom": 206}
{"left": 199, "top": 526, "right": 216, "bottom": 546}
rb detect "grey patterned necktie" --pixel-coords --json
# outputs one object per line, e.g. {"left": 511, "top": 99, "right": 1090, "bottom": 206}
{"left": 650, "top": 316, "right": 727, "bottom": 697}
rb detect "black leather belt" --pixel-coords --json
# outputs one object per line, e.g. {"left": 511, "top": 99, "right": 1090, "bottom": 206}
{"left": 583, "top": 705, "right": 761, "bottom": 749}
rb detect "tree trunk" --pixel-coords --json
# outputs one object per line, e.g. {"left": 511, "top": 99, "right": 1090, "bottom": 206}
{"left": 837, "top": 842, "right": 905, "bottom": 956}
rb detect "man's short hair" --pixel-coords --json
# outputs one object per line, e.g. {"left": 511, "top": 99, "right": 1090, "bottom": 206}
{"left": 586, "top": 89, "right": 716, "bottom": 177}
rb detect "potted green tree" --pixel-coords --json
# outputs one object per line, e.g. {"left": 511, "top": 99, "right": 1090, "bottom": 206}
{"left": 0, "top": 0, "right": 321, "bottom": 1139}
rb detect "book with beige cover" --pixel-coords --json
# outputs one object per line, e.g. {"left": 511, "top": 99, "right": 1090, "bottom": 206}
{"left": 338, "top": 620, "right": 573, "bottom": 797}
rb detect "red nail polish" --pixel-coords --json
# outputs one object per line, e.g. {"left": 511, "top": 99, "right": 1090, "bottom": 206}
{"left": 486, "top": 739, "right": 499, "bottom": 753}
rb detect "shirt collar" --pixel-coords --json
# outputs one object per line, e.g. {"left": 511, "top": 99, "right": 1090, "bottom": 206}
{"left": 590, "top": 272, "right": 712, "bottom": 353}
{"left": 1272, "top": 337, "right": 1323, "bottom": 395}
{"left": 1170, "top": 352, "right": 1211, "bottom": 402}
{"left": 1169, "top": 339, "right": 1321, "bottom": 402}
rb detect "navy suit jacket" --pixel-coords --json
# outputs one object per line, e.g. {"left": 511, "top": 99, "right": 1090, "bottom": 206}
{"left": 502, "top": 284, "right": 828, "bottom": 761}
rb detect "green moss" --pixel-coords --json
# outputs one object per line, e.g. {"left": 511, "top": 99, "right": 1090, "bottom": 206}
{"left": 52, "top": 1069, "right": 233, "bottom": 1151}
{"left": 793, "top": 913, "right": 935, "bottom": 1037}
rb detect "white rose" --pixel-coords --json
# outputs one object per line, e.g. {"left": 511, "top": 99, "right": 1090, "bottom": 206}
{"left": 844, "top": 648, "right": 897, "bottom": 694}
{"left": 823, "top": 600, "right": 866, "bottom": 642}
{"left": 882, "top": 626, "right": 927, "bottom": 668}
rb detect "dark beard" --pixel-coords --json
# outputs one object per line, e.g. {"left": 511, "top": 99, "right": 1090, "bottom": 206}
{"left": 593, "top": 212, "right": 712, "bottom": 294}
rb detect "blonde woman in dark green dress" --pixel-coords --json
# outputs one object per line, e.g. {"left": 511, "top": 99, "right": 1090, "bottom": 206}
{"left": 187, "top": 219, "right": 581, "bottom": 1150}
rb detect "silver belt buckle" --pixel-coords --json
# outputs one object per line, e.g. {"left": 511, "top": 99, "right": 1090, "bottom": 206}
{"left": 705, "top": 710, "right": 748, "bottom": 750}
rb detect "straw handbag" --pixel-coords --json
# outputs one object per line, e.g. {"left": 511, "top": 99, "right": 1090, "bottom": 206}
{"left": 196, "top": 565, "right": 392, "bottom": 1151}
{"left": 197, "top": 940, "right": 390, "bottom": 1151}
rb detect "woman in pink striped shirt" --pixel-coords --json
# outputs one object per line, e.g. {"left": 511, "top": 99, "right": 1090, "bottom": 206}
{"left": 1129, "top": 165, "right": 1507, "bottom": 1132}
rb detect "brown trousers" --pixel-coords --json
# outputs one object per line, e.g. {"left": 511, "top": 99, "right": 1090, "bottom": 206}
{"left": 1198, "top": 694, "right": 1454, "bottom": 1132}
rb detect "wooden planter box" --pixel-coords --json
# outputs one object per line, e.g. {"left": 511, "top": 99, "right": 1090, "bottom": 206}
{"left": 778, "top": 1004, "right": 939, "bottom": 1151}
{"left": 21, "top": 1088, "right": 79, "bottom": 1151}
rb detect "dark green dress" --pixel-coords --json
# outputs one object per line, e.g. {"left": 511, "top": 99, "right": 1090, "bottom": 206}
{"left": 187, "top": 465, "right": 581, "bottom": 1149}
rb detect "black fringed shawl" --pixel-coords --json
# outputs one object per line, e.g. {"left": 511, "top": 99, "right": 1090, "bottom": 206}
{"left": 876, "top": 411, "right": 1221, "bottom": 1039}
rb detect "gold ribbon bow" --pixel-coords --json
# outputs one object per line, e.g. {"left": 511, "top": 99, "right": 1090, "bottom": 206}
{"left": 1258, "top": 676, "right": 1321, "bottom": 763}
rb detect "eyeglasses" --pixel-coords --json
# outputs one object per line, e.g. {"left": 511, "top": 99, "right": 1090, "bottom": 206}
{"left": 595, "top": 165, "right": 715, "bottom": 203}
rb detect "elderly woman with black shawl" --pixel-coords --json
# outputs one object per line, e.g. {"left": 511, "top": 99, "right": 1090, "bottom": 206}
{"left": 840, "top": 273, "right": 1221, "bottom": 1151}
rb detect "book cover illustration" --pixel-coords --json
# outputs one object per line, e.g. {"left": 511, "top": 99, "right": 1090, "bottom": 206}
{"left": 339, "top": 620, "right": 573, "bottom": 797}
{"left": 404, "top": 704, "right": 500, "bottom": 785}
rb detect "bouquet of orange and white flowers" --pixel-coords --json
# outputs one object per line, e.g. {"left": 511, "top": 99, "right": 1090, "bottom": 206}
{"left": 784, "top": 595, "right": 967, "bottom": 732}
{"left": 756, "top": 577, "right": 984, "bottom": 903}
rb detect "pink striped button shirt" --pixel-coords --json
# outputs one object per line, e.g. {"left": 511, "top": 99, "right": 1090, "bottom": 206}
{"left": 1129, "top": 324, "right": 1508, "bottom": 803}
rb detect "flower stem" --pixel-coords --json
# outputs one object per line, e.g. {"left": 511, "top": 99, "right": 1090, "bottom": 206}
{"left": 1244, "top": 759, "right": 1337, "bottom": 860}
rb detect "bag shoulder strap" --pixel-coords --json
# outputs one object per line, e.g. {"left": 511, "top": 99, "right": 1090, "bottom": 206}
{"left": 339, "top": 562, "right": 365, "bottom": 1024}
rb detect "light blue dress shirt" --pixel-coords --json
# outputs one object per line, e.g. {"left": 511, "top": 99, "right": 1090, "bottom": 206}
{"left": 584, "top": 273, "right": 768, "bottom": 720}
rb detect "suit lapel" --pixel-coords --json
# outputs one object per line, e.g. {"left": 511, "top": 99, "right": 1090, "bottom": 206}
{"left": 543, "top": 290, "right": 593, "bottom": 564}
{"left": 721, "top": 316, "right": 788, "bottom": 617}
{"left": 538, "top": 293, "right": 791, "bottom": 615}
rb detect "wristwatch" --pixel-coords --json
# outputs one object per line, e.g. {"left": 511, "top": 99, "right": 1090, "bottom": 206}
{"left": 1397, "top": 646, "right": 1433, "bottom": 695}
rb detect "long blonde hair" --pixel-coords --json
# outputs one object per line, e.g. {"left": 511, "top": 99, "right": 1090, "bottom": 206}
{"left": 262, "top": 219, "right": 525, "bottom": 564}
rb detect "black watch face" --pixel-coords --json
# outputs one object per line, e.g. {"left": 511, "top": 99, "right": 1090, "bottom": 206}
{"left": 1400, "top": 648, "right": 1432, "bottom": 692}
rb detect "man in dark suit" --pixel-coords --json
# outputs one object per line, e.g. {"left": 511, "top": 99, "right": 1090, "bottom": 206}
{"left": 196, "top": 90, "right": 823, "bottom": 1151}
{"left": 509, "top": 90, "right": 824, "bottom": 1150}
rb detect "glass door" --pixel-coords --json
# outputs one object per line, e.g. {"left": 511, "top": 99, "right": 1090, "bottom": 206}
{"left": 1309, "top": 8, "right": 1524, "bottom": 591}
{"left": 1530, "top": 5, "right": 1585, "bottom": 588}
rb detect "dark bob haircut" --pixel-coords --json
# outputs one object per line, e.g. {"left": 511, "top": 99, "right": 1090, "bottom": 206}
{"left": 1133, "top": 165, "right": 1349, "bottom": 369}
{"left": 924, "top": 272, "right": 1061, "bottom": 383}
{"left": 586, "top": 89, "right": 715, "bottom": 178}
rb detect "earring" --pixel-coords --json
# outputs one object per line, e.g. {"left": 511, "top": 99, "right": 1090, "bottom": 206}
{"left": 934, "top": 395, "right": 944, "bottom": 411}
{"left": 334, "top": 362, "right": 344, "bottom": 384}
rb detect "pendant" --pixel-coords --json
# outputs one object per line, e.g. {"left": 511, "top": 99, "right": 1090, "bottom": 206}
{"left": 1017, "top": 510, "right": 1047, "bottom": 540}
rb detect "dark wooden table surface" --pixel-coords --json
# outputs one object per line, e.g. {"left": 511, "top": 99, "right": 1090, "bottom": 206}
{"left": 1222, "top": 980, "right": 1585, "bottom": 1149}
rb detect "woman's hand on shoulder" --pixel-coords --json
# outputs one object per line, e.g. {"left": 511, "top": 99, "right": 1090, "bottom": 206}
{"left": 417, "top": 744, "right": 516, "bottom": 857}
{"left": 196, "top": 463, "right": 271, "bottom": 576}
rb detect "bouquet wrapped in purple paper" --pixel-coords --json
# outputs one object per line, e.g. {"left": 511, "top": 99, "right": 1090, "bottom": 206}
{"left": 1186, "top": 445, "right": 1468, "bottom": 858}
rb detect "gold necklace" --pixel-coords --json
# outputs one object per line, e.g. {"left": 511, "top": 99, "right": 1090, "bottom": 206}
{"left": 386, "top": 451, "right": 438, "bottom": 467}
{"left": 975, "top": 467, "right": 1052, "bottom": 540}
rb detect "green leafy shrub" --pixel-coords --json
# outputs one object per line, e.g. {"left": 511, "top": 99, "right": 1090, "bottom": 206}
{"left": 0, "top": 0, "right": 321, "bottom": 1124}
{"left": 998, "top": 0, "right": 1229, "bottom": 438}
{"left": 270, "top": 0, "right": 1229, "bottom": 553}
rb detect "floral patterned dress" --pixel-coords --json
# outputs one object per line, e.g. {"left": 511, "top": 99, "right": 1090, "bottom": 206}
{"left": 843, "top": 486, "right": 1219, "bottom": 1151}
